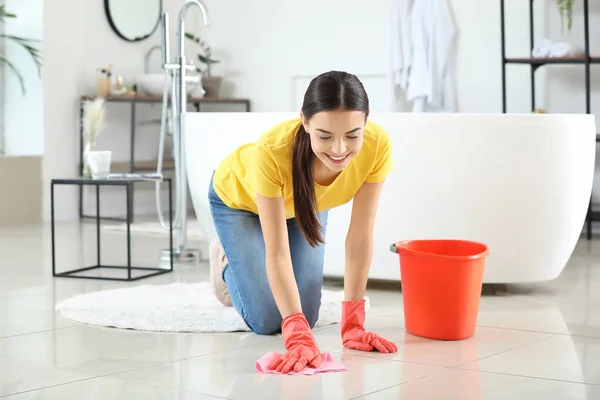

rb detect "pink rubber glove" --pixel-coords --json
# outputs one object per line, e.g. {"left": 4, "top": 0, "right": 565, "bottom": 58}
{"left": 341, "top": 299, "right": 399, "bottom": 353}
{"left": 269, "top": 312, "right": 323, "bottom": 373}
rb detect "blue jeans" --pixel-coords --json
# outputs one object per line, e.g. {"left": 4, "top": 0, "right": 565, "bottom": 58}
{"left": 208, "top": 174, "right": 328, "bottom": 335}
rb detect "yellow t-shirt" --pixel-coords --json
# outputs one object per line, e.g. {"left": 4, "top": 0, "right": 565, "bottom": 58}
{"left": 212, "top": 117, "right": 393, "bottom": 219}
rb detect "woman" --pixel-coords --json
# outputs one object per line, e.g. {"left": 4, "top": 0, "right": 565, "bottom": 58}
{"left": 207, "top": 70, "right": 398, "bottom": 373}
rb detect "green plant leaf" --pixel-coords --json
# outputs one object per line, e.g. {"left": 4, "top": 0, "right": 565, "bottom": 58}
{"left": 0, "top": 34, "right": 43, "bottom": 76}
{"left": 557, "top": 0, "right": 574, "bottom": 32}
{"left": 0, "top": 6, "right": 17, "bottom": 19}
{"left": 0, "top": 55, "right": 26, "bottom": 94}
{"left": 185, "top": 32, "right": 200, "bottom": 43}
{"left": 198, "top": 54, "right": 219, "bottom": 64}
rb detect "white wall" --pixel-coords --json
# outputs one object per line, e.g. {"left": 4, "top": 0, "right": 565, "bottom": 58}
{"left": 3, "top": 0, "right": 44, "bottom": 155}
{"left": 43, "top": 0, "right": 600, "bottom": 222}
{"left": 197, "top": 0, "right": 537, "bottom": 113}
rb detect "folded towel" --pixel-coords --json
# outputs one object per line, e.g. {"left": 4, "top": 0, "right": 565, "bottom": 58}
{"left": 532, "top": 39, "right": 552, "bottom": 58}
{"left": 255, "top": 352, "right": 348, "bottom": 375}
{"left": 549, "top": 42, "right": 583, "bottom": 58}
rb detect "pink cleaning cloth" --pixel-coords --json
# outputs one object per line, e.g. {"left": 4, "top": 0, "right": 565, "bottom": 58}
{"left": 255, "top": 351, "right": 348, "bottom": 375}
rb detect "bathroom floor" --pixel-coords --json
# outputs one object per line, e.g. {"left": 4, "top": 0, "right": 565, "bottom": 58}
{"left": 1, "top": 219, "right": 599, "bottom": 399}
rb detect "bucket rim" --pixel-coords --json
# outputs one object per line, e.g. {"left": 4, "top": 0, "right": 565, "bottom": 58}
{"left": 390, "top": 239, "right": 489, "bottom": 260}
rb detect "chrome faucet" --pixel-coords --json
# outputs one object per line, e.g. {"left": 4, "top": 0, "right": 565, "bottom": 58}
{"left": 144, "top": 45, "right": 162, "bottom": 73}
{"left": 175, "top": 0, "right": 210, "bottom": 260}
{"left": 157, "top": 0, "right": 210, "bottom": 264}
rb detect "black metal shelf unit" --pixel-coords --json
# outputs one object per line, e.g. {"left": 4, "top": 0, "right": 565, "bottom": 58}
{"left": 499, "top": 0, "right": 598, "bottom": 239}
{"left": 78, "top": 95, "right": 252, "bottom": 223}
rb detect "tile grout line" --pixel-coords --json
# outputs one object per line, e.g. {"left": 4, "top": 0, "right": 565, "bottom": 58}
{"left": 474, "top": 324, "right": 569, "bottom": 335}
{"left": 451, "top": 368, "right": 600, "bottom": 388}
{"left": 347, "top": 367, "right": 452, "bottom": 400}
{"left": 372, "top": 314, "right": 588, "bottom": 337}
{"left": 325, "top": 349, "right": 453, "bottom": 369}
{"left": 0, "top": 374, "right": 232, "bottom": 400}
{"left": 557, "top": 330, "right": 600, "bottom": 339}
{"left": 0, "top": 335, "right": 282, "bottom": 399}
{"left": 451, "top": 332, "right": 560, "bottom": 369}
{"left": 0, "top": 324, "right": 78, "bottom": 340}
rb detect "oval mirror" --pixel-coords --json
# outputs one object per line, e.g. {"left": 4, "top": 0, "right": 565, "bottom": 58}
{"left": 105, "top": 0, "right": 162, "bottom": 42}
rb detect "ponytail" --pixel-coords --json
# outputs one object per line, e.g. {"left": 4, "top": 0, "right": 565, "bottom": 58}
{"left": 292, "top": 124, "right": 324, "bottom": 248}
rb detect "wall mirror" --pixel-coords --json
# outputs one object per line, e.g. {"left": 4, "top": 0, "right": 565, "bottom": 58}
{"left": 105, "top": 0, "right": 162, "bottom": 42}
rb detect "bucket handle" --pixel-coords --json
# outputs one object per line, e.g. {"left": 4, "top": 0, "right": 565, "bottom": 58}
{"left": 389, "top": 243, "right": 398, "bottom": 254}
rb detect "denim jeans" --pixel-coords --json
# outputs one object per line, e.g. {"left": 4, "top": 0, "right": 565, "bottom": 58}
{"left": 208, "top": 173, "right": 328, "bottom": 335}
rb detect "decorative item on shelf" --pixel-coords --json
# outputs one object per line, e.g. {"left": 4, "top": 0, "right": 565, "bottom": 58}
{"left": 82, "top": 98, "right": 107, "bottom": 177}
{"left": 185, "top": 32, "right": 222, "bottom": 98}
{"left": 96, "top": 65, "right": 113, "bottom": 97}
{"left": 557, "top": 0, "right": 574, "bottom": 32}
{"left": 533, "top": 108, "right": 548, "bottom": 114}
{"left": 110, "top": 74, "right": 128, "bottom": 96}
{"left": 0, "top": 5, "right": 43, "bottom": 95}
{"left": 87, "top": 150, "right": 112, "bottom": 179}
{"left": 124, "top": 84, "right": 138, "bottom": 98}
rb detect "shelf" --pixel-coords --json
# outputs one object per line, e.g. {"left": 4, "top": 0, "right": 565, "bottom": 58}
{"left": 504, "top": 56, "right": 600, "bottom": 66}
{"left": 81, "top": 94, "right": 251, "bottom": 105}
{"left": 111, "top": 159, "right": 175, "bottom": 172}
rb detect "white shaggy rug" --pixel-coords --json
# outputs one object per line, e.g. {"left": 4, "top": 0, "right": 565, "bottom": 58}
{"left": 55, "top": 282, "right": 369, "bottom": 333}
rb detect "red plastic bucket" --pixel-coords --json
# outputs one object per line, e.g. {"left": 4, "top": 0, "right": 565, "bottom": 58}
{"left": 390, "top": 239, "right": 489, "bottom": 341}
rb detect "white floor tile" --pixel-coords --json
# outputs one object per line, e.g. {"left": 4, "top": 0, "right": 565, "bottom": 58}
{"left": 109, "top": 339, "right": 444, "bottom": 400}
{"left": 0, "top": 324, "right": 275, "bottom": 378}
{"left": 357, "top": 368, "right": 600, "bottom": 400}
{"left": 0, "top": 356, "right": 90, "bottom": 397}
{"left": 2, "top": 377, "right": 222, "bottom": 399}
{"left": 460, "top": 334, "right": 600, "bottom": 385}
{"left": 313, "top": 316, "right": 552, "bottom": 367}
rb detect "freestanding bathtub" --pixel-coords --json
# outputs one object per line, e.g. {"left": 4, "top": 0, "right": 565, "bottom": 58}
{"left": 185, "top": 112, "right": 596, "bottom": 283}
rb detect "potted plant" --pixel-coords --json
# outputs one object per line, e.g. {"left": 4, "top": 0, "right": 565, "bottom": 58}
{"left": 0, "top": 6, "right": 43, "bottom": 95}
{"left": 185, "top": 32, "right": 222, "bottom": 98}
{"left": 557, "top": 0, "right": 574, "bottom": 32}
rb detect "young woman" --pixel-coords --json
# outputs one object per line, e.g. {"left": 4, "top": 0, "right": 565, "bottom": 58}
{"left": 207, "top": 70, "right": 398, "bottom": 373}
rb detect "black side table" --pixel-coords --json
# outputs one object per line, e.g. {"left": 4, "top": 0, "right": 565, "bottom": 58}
{"left": 51, "top": 177, "right": 173, "bottom": 281}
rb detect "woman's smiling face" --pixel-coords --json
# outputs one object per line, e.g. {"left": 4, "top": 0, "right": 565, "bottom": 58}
{"left": 302, "top": 109, "right": 366, "bottom": 173}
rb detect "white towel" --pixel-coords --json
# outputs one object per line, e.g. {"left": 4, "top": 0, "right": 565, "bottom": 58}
{"left": 531, "top": 39, "right": 552, "bottom": 58}
{"left": 549, "top": 42, "right": 583, "bottom": 58}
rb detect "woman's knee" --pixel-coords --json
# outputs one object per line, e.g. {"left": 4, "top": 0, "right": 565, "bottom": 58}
{"left": 303, "top": 301, "right": 320, "bottom": 329}
{"left": 297, "top": 275, "right": 323, "bottom": 329}
{"left": 246, "top": 314, "right": 282, "bottom": 335}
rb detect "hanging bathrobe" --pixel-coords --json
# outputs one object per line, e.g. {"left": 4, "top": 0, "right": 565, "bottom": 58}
{"left": 390, "top": 0, "right": 413, "bottom": 94}
{"left": 391, "top": 0, "right": 457, "bottom": 113}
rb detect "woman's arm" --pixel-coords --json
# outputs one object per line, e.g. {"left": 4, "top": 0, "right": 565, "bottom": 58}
{"left": 255, "top": 194, "right": 303, "bottom": 318}
{"left": 344, "top": 180, "right": 385, "bottom": 301}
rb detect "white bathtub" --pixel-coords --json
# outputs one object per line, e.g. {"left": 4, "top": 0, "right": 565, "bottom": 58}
{"left": 185, "top": 112, "right": 596, "bottom": 283}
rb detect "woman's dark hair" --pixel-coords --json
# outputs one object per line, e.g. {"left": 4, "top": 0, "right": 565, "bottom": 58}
{"left": 292, "top": 70, "right": 370, "bottom": 247}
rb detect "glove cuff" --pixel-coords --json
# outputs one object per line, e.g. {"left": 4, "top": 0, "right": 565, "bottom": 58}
{"left": 281, "top": 312, "right": 314, "bottom": 350}
{"left": 341, "top": 299, "right": 367, "bottom": 335}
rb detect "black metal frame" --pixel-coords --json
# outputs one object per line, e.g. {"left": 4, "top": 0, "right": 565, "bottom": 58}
{"left": 104, "top": 0, "right": 162, "bottom": 42}
{"left": 78, "top": 96, "right": 251, "bottom": 223}
{"left": 499, "top": 0, "right": 598, "bottom": 239}
{"left": 52, "top": 177, "right": 173, "bottom": 281}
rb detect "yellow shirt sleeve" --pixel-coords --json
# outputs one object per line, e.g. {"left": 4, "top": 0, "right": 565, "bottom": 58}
{"left": 248, "top": 143, "right": 284, "bottom": 198}
{"left": 365, "top": 130, "right": 393, "bottom": 183}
